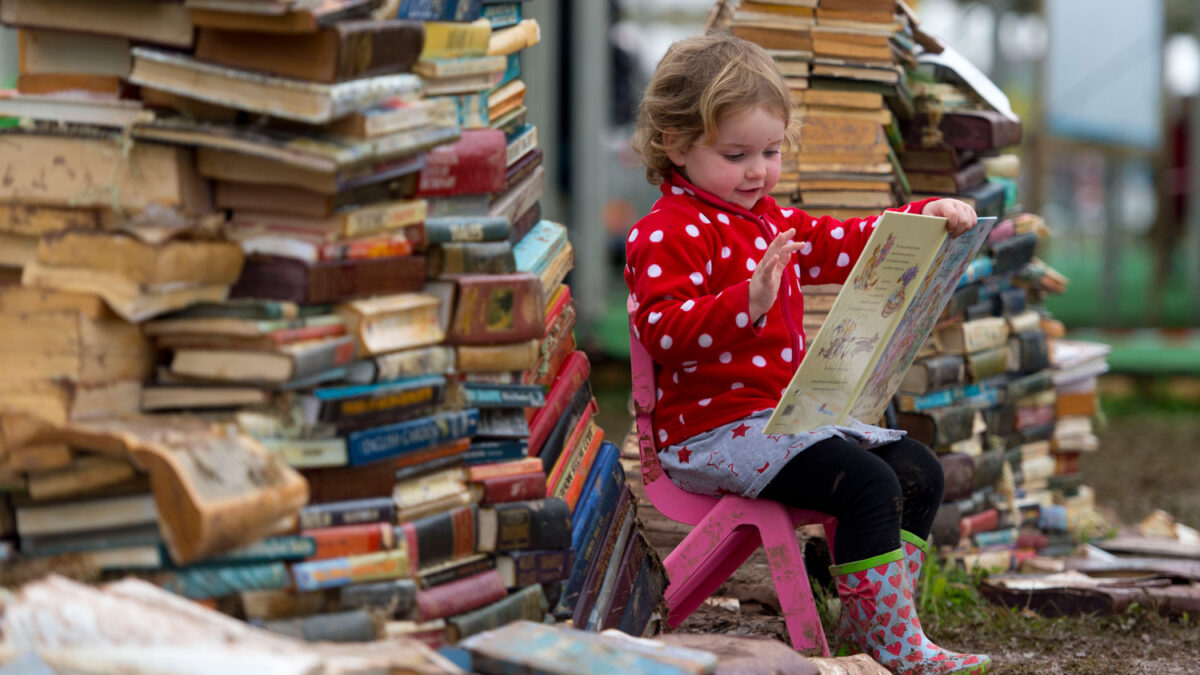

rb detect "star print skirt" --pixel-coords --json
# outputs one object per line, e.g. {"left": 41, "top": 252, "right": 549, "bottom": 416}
{"left": 659, "top": 409, "right": 906, "bottom": 498}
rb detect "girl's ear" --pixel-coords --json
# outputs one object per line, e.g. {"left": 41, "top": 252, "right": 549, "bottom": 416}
{"left": 663, "top": 131, "right": 687, "bottom": 168}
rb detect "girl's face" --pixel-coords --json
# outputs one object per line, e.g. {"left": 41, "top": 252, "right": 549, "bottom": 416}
{"left": 667, "top": 105, "right": 786, "bottom": 211}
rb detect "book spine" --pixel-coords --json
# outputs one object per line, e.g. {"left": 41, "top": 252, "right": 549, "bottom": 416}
{"left": 397, "top": 0, "right": 483, "bottom": 21}
{"left": 337, "top": 578, "right": 419, "bottom": 619}
{"left": 290, "top": 336, "right": 357, "bottom": 380}
{"left": 302, "top": 522, "right": 394, "bottom": 561}
{"left": 602, "top": 531, "right": 646, "bottom": 630}
{"left": 467, "top": 456, "right": 543, "bottom": 482}
{"left": 462, "top": 383, "right": 547, "bottom": 409}
{"left": 482, "top": 3, "right": 522, "bottom": 29}
{"left": 538, "top": 382, "right": 593, "bottom": 473}
{"left": 505, "top": 125, "right": 537, "bottom": 167}
{"left": 563, "top": 436, "right": 608, "bottom": 512}
{"left": 305, "top": 254, "right": 427, "bottom": 305}
{"left": 491, "top": 497, "right": 572, "bottom": 552}
{"left": 462, "top": 439, "right": 528, "bottom": 465}
{"left": 479, "top": 473, "right": 546, "bottom": 505}
{"left": 457, "top": 339, "right": 540, "bottom": 374}
{"left": 573, "top": 490, "right": 634, "bottom": 629}
{"left": 342, "top": 200, "right": 428, "bottom": 239}
{"left": 502, "top": 549, "right": 573, "bottom": 588}
{"left": 154, "top": 562, "right": 290, "bottom": 599}
{"left": 547, "top": 411, "right": 597, "bottom": 501}
{"left": 417, "top": 129, "right": 507, "bottom": 197}
{"left": 435, "top": 241, "right": 516, "bottom": 276}
{"left": 416, "top": 554, "right": 496, "bottom": 589}
{"left": 332, "top": 21, "right": 424, "bottom": 82}
{"left": 262, "top": 608, "right": 377, "bottom": 642}
{"left": 416, "top": 568, "right": 508, "bottom": 621}
{"left": 423, "top": 216, "right": 511, "bottom": 244}
{"left": 960, "top": 508, "right": 1001, "bottom": 539}
{"left": 617, "top": 538, "right": 668, "bottom": 637}
{"left": 400, "top": 504, "right": 478, "bottom": 571}
{"left": 445, "top": 272, "right": 545, "bottom": 345}
{"left": 292, "top": 549, "right": 412, "bottom": 592}
{"left": 298, "top": 497, "right": 397, "bottom": 530}
{"left": 179, "top": 536, "right": 316, "bottom": 567}
{"left": 346, "top": 408, "right": 479, "bottom": 467}
{"left": 373, "top": 345, "right": 455, "bottom": 380}
{"left": 313, "top": 377, "right": 446, "bottom": 425}
{"left": 302, "top": 461, "right": 401, "bottom": 502}
{"left": 420, "top": 19, "right": 492, "bottom": 59}
{"left": 393, "top": 453, "right": 465, "bottom": 484}
{"left": 528, "top": 351, "right": 591, "bottom": 457}
{"left": 446, "top": 583, "right": 546, "bottom": 643}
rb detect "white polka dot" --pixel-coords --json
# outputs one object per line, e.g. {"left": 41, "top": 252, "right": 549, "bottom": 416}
{"left": 683, "top": 365, "right": 697, "bottom": 373}
{"left": 746, "top": 258, "right": 757, "bottom": 271}
{"left": 650, "top": 230, "right": 664, "bottom": 243}
{"left": 705, "top": 260, "right": 712, "bottom": 275}
{"left": 719, "top": 352, "right": 732, "bottom": 363}
{"left": 717, "top": 214, "right": 730, "bottom": 225}
{"left": 671, "top": 186, "right": 685, "bottom": 195}
{"left": 770, "top": 224, "right": 778, "bottom": 234}
{"left": 633, "top": 326, "right": 640, "bottom": 339}
{"left": 647, "top": 264, "right": 662, "bottom": 278}
{"left": 684, "top": 188, "right": 695, "bottom": 195}
{"left": 735, "top": 313, "right": 749, "bottom": 328}
{"left": 752, "top": 355, "right": 767, "bottom": 367}
{"left": 699, "top": 334, "right": 713, "bottom": 347}
{"left": 698, "top": 398, "right": 712, "bottom": 406}
{"left": 799, "top": 242, "right": 812, "bottom": 255}
{"left": 673, "top": 371, "right": 679, "bottom": 384}
{"left": 831, "top": 227, "right": 845, "bottom": 240}
{"left": 679, "top": 414, "right": 686, "bottom": 424}
{"left": 859, "top": 221, "right": 867, "bottom": 232}
{"left": 782, "top": 348, "right": 793, "bottom": 362}
{"left": 781, "top": 388, "right": 788, "bottom": 397}
{"left": 656, "top": 388, "right": 663, "bottom": 400}
{"left": 681, "top": 299, "right": 695, "bottom": 311}
{"left": 660, "top": 335, "right": 673, "bottom": 349}
{"left": 721, "top": 246, "right": 732, "bottom": 259}
{"left": 837, "top": 252, "right": 851, "bottom": 267}
{"left": 628, "top": 228, "right": 638, "bottom": 242}
{"left": 689, "top": 272, "right": 704, "bottom": 285}
{"left": 781, "top": 209, "right": 794, "bottom": 218}
{"left": 685, "top": 224, "right": 700, "bottom": 237}
{"left": 868, "top": 217, "right": 878, "bottom": 229}
{"left": 793, "top": 263, "right": 801, "bottom": 277}
{"left": 731, "top": 382, "right": 744, "bottom": 390}
{"left": 658, "top": 428, "right": 668, "bottom": 442}
{"left": 699, "top": 213, "right": 710, "bottom": 224}
{"left": 648, "top": 311, "right": 662, "bottom": 324}
{"left": 809, "top": 266, "right": 821, "bottom": 277}
{"left": 755, "top": 237, "right": 768, "bottom": 250}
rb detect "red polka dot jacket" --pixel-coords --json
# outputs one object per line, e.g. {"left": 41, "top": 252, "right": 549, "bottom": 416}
{"left": 625, "top": 171, "right": 936, "bottom": 450}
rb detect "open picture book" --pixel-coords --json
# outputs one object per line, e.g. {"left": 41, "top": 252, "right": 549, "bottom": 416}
{"left": 765, "top": 212, "right": 997, "bottom": 434}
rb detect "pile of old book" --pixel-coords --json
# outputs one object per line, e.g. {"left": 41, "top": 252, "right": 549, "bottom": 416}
{"left": 0, "top": 0, "right": 665, "bottom": 649}
{"left": 894, "top": 211, "right": 1111, "bottom": 572}
{"left": 711, "top": 0, "right": 909, "bottom": 221}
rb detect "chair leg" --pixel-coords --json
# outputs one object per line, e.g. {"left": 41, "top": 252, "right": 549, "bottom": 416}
{"left": 662, "top": 527, "right": 760, "bottom": 628}
{"left": 759, "top": 521, "right": 831, "bottom": 656}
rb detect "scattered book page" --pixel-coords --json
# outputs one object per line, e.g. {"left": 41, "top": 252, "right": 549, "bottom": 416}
{"left": 766, "top": 213, "right": 996, "bottom": 434}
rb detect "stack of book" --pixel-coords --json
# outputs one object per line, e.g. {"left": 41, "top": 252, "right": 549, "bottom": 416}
{"left": 893, "top": 211, "right": 1111, "bottom": 572}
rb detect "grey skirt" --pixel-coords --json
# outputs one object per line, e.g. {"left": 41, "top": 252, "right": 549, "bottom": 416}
{"left": 659, "top": 409, "right": 906, "bottom": 498}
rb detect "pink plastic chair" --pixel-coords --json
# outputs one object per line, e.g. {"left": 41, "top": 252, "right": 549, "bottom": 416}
{"left": 628, "top": 317, "right": 836, "bottom": 655}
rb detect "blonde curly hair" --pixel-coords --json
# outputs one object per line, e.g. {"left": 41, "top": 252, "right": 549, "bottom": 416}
{"left": 632, "top": 32, "right": 798, "bottom": 186}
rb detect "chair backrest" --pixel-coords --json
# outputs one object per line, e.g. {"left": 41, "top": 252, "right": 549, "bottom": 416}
{"left": 628, "top": 306, "right": 722, "bottom": 524}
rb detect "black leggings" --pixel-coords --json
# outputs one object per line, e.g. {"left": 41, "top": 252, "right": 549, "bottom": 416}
{"left": 758, "top": 436, "right": 944, "bottom": 564}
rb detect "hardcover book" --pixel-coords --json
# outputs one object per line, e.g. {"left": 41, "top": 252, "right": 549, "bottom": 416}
{"left": 767, "top": 213, "right": 996, "bottom": 433}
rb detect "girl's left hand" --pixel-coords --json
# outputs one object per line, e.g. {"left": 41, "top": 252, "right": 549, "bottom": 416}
{"left": 922, "top": 199, "right": 978, "bottom": 237}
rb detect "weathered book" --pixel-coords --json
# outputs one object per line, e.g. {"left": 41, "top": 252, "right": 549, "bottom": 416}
{"left": 965, "top": 345, "right": 1009, "bottom": 382}
{"left": 393, "top": 438, "right": 471, "bottom": 481}
{"left": 444, "top": 583, "right": 547, "bottom": 643}
{"left": 538, "top": 380, "right": 594, "bottom": 474}
{"left": 168, "top": 334, "right": 355, "bottom": 384}
{"left": 31, "top": 416, "right": 308, "bottom": 565}
{"left": 231, "top": 253, "right": 426, "bottom": 304}
{"left": 129, "top": 47, "right": 424, "bottom": 124}
{"left": 14, "top": 493, "right": 158, "bottom": 537}
{"left": 767, "top": 214, "right": 996, "bottom": 434}
{"left": 292, "top": 549, "right": 412, "bottom": 591}
{"left": 397, "top": 0, "right": 484, "bottom": 21}
{"left": 478, "top": 472, "right": 547, "bottom": 505}
{"left": 429, "top": 241, "right": 517, "bottom": 276}
{"left": 905, "top": 161, "right": 987, "bottom": 195}
{"left": 17, "top": 266, "right": 221, "bottom": 324}
{"left": 393, "top": 466, "right": 475, "bottom": 524}
{"left": 938, "top": 453, "right": 975, "bottom": 502}
{"left": 476, "top": 497, "right": 571, "bottom": 553}
{"left": 195, "top": 21, "right": 424, "bottom": 83}
{"left": 495, "top": 548, "right": 572, "bottom": 589}
{"left": 24, "top": 455, "right": 139, "bottom": 503}
{"left": 488, "top": 18, "right": 540, "bottom": 57}
{"left": 913, "top": 109, "right": 1023, "bottom": 152}
{"left": 990, "top": 232, "right": 1039, "bottom": 276}
{"left": 151, "top": 561, "right": 292, "bottom": 599}
{"left": 416, "top": 128, "right": 507, "bottom": 197}
{"left": 0, "top": 378, "right": 142, "bottom": 427}
{"left": 424, "top": 216, "right": 511, "bottom": 244}
{"left": 189, "top": 0, "right": 380, "bottom": 33}
{"left": 0, "top": 310, "right": 151, "bottom": 386}
{"left": 34, "top": 227, "right": 238, "bottom": 280}
{"left": 443, "top": 272, "right": 545, "bottom": 345}
{"left": 898, "top": 353, "right": 965, "bottom": 395}
{"left": 416, "top": 568, "right": 507, "bottom": 621}
{"left": 346, "top": 409, "right": 479, "bottom": 467}
{"left": 298, "top": 496, "right": 396, "bottom": 530}
{"left": 1, "top": 0, "right": 194, "bottom": 47}
{"left": 416, "top": 553, "right": 496, "bottom": 590}
{"left": 302, "top": 522, "right": 394, "bottom": 561}
{"left": 550, "top": 415, "right": 603, "bottom": 509}
{"left": 462, "top": 439, "right": 528, "bottom": 466}
{"left": 228, "top": 200, "right": 427, "bottom": 243}
{"left": 261, "top": 608, "right": 377, "bottom": 643}
{"left": 894, "top": 404, "right": 977, "bottom": 448}
{"left": 1007, "top": 330, "right": 1050, "bottom": 375}
{"left": 460, "top": 620, "right": 718, "bottom": 675}
{"left": 371, "top": 345, "right": 456, "bottom": 381}
{"left": 396, "top": 504, "right": 478, "bottom": 572}
{"left": 421, "top": 18, "right": 492, "bottom": 59}
{"left": 600, "top": 527, "right": 648, "bottom": 630}
{"left": 459, "top": 383, "right": 546, "bottom": 409}
{"left": 577, "top": 491, "right": 635, "bottom": 630}
{"left": 213, "top": 169, "right": 422, "bottom": 216}
{"left": 301, "top": 376, "right": 446, "bottom": 431}
{"left": 617, "top": 533, "right": 669, "bottom": 637}
{"left": 338, "top": 578, "right": 419, "bottom": 619}
{"left": 934, "top": 316, "right": 1009, "bottom": 355}
{"left": 338, "top": 292, "right": 445, "bottom": 356}
{"left": 302, "top": 461, "right": 402, "bottom": 503}
{"left": 456, "top": 339, "right": 540, "bottom": 374}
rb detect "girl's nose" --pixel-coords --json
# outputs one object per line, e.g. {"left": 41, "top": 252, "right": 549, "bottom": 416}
{"left": 746, "top": 157, "right": 766, "bottom": 180}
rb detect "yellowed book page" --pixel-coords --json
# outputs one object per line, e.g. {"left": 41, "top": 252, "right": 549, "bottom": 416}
{"left": 765, "top": 211, "right": 946, "bottom": 434}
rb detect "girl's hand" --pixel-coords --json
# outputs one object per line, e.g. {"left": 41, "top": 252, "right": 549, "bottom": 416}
{"left": 923, "top": 199, "right": 978, "bottom": 237}
{"left": 749, "top": 228, "right": 804, "bottom": 322}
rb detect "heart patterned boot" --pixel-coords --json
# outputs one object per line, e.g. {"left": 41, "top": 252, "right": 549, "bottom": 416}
{"left": 831, "top": 550, "right": 990, "bottom": 675}
{"left": 834, "top": 531, "right": 932, "bottom": 656}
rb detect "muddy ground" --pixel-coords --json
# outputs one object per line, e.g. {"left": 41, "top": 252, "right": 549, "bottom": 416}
{"left": 590, "top": 363, "right": 1200, "bottom": 674}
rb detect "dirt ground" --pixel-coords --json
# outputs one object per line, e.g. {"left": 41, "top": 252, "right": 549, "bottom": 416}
{"left": 588, "top": 360, "right": 1200, "bottom": 673}
{"left": 666, "top": 408, "right": 1200, "bottom": 674}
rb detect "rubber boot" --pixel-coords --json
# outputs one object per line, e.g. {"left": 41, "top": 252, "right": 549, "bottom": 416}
{"left": 831, "top": 550, "right": 990, "bottom": 674}
{"left": 834, "top": 531, "right": 931, "bottom": 656}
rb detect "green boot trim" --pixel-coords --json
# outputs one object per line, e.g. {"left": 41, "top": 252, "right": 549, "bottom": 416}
{"left": 828, "top": 549, "right": 903, "bottom": 576}
{"left": 900, "top": 529, "right": 931, "bottom": 554}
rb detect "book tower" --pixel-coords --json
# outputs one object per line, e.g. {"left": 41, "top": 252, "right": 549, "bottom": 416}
{"left": 0, "top": 0, "right": 665, "bottom": 654}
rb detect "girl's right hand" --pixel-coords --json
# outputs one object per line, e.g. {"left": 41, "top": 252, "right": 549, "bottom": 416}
{"left": 749, "top": 228, "right": 804, "bottom": 322}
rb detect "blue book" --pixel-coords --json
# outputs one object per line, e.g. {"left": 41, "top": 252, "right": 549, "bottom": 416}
{"left": 156, "top": 562, "right": 290, "bottom": 599}
{"left": 462, "top": 383, "right": 546, "bottom": 408}
{"left": 463, "top": 439, "right": 528, "bottom": 465}
{"left": 482, "top": 2, "right": 522, "bottom": 28}
{"left": 166, "top": 535, "right": 316, "bottom": 568}
{"left": 497, "top": 52, "right": 521, "bottom": 87}
{"left": 572, "top": 441, "right": 617, "bottom": 520}
{"left": 298, "top": 497, "right": 396, "bottom": 530}
{"left": 553, "top": 443, "right": 627, "bottom": 618}
{"left": 396, "top": 0, "right": 482, "bottom": 20}
{"left": 303, "top": 375, "right": 447, "bottom": 424}
{"left": 513, "top": 220, "right": 567, "bottom": 277}
{"left": 346, "top": 409, "right": 479, "bottom": 466}
{"left": 957, "top": 256, "right": 994, "bottom": 288}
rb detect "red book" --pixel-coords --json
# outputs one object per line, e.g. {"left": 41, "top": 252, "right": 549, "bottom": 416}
{"left": 416, "top": 568, "right": 508, "bottom": 621}
{"left": 527, "top": 351, "right": 590, "bottom": 457}
{"left": 416, "top": 129, "right": 507, "bottom": 197}
{"left": 301, "top": 522, "right": 393, "bottom": 561}
{"left": 563, "top": 427, "right": 605, "bottom": 511}
{"left": 394, "top": 437, "right": 471, "bottom": 473}
{"left": 960, "top": 508, "right": 1000, "bottom": 539}
{"left": 467, "top": 457, "right": 543, "bottom": 483}
{"left": 479, "top": 472, "right": 547, "bottom": 505}
{"left": 267, "top": 322, "right": 347, "bottom": 347}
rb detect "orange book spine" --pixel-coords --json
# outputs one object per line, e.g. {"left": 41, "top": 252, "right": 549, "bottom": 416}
{"left": 301, "top": 522, "right": 394, "bottom": 561}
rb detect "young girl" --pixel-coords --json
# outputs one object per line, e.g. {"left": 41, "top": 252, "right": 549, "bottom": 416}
{"left": 626, "top": 34, "right": 989, "bottom": 675}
